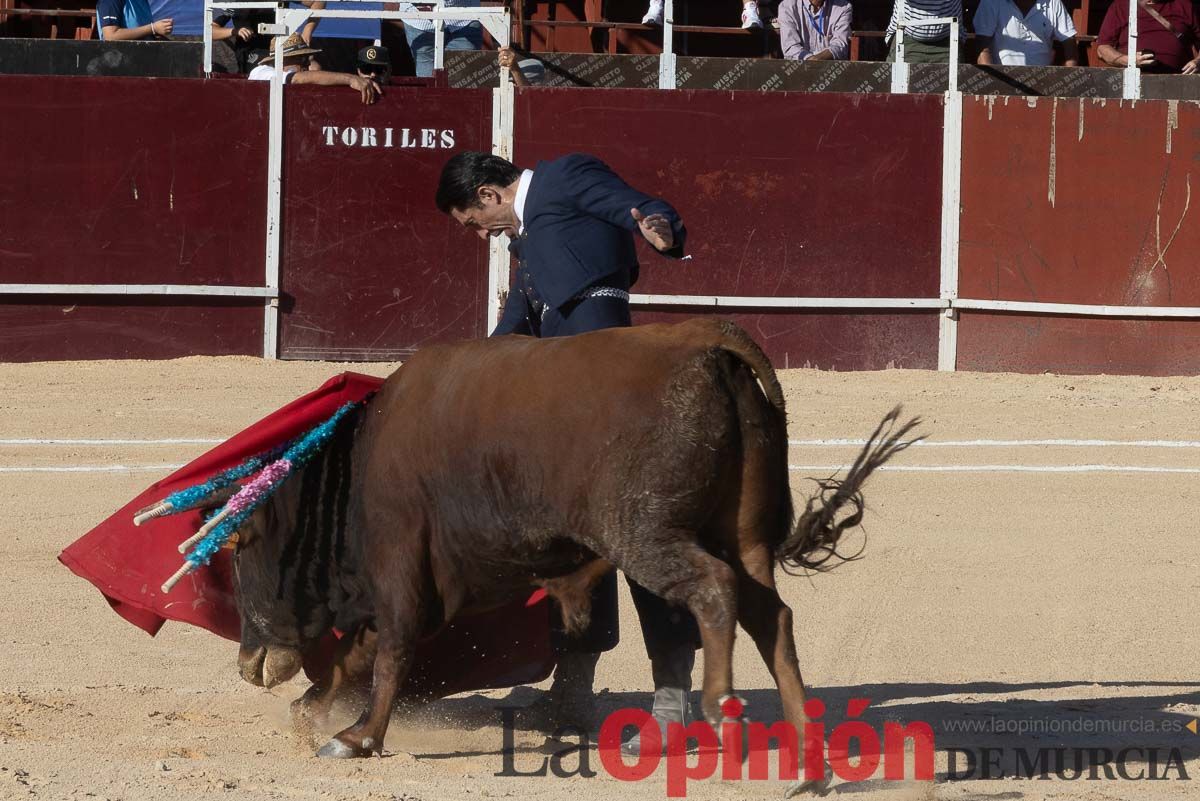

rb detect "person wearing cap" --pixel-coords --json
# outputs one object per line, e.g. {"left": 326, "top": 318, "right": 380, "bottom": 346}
{"left": 248, "top": 34, "right": 384, "bottom": 105}
{"left": 356, "top": 42, "right": 393, "bottom": 85}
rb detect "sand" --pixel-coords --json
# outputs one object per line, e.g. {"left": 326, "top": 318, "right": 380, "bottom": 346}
{"left": 1, "top": 358, "right": 1197, "bottom": 801}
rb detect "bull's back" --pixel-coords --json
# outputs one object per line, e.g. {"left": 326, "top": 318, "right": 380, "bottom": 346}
{"left": 352, "top": 322, "right": 783, "bottom": 603}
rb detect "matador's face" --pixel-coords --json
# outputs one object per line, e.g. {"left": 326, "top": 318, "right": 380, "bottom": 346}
{"left": 450, "top": 185, "right": 519, "bottom": 240}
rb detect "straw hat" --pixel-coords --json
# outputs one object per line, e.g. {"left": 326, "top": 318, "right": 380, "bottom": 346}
{"left": 269, "top": 32, "right": 322, "bottom": 57}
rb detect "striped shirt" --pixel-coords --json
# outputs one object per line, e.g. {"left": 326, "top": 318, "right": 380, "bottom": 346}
{"left": 397, "top": 0, "right": 480, "bottom": 32}
{"left": 885, "top": 0, "right": 962, "bottom": 42}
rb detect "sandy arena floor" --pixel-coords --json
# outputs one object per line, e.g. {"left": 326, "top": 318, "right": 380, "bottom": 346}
{"left": 1, "top": 358, "right": 1198, "bottom": 801}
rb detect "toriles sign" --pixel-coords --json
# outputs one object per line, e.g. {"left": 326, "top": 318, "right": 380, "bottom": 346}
{"left": 319, "top": 125, "right": 457, "bottom": 149}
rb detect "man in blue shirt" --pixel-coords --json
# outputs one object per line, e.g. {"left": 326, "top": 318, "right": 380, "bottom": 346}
{"left": 97, "top": 0, "right": 172, "bottom": 40}
{"left": 436, "top": 151, "right": 697, "bottom": 753}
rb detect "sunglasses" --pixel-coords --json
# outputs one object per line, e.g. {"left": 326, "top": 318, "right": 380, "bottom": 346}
{"left": 358, "top": 65, "right": 390, "bottom": 78}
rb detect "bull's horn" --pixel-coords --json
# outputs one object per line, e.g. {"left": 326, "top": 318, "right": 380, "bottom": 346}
{"left": 176, "top": 507, "right": 231, "bottom": 554}
{"left": 160, "top": 562, "right": 196, "bottom": 594}
{"left": 133, "top": 501, "right": 174, "bottom": 526}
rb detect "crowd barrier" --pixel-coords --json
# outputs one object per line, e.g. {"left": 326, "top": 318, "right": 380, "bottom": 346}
{"left": 1, "top": 3, "right": 1197, "bottom": 373}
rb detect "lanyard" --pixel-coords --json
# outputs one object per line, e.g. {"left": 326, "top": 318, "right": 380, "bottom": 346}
{"left": 806, "top": 2, "right": 829, "bottom": 39}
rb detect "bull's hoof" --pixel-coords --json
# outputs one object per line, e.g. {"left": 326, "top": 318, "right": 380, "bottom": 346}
{"left": 783, "top": 775, "right": 832, "bottom": 798}
{"left": 262, "top": 646, "right": 304, "bottom": 688}
{"left": 317, "top": 738, "right": 371, "bottom": 759}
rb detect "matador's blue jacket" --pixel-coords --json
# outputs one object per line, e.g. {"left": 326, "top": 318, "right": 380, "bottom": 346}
{"left": 493, "top": 153, "right": 688, "bottom": 336}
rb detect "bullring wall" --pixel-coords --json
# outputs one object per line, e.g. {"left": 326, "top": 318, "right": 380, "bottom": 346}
{"left": 2, "top": 71, "right": 1198, "bottom": 373}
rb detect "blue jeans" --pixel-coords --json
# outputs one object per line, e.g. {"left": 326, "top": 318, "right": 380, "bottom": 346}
{"left": 404, "top": 23, "right": 483, "bottom": 76}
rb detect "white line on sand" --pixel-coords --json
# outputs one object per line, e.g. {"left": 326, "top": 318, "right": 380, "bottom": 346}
{"left": 4, "top": 437, "right": 1200, "bottom": 449}
{"left": 0, "top": 439, "right": 220, "bottom": 446}
{"left": 790, "top": 439, "right": 1200, "bottom": 448}
{"left": 2, "top": 463, "right": 1198, "bottom": 476}
{"left": 0, "top": 465, "right": 186, "bottom": 473}
{"left": 790, "top": 464, "right": 1200, "bottom": 474}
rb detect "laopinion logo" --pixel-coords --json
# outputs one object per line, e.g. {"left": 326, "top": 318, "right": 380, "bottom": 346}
{"left": 497, "top": 697, "right": 936, "bottom": 797}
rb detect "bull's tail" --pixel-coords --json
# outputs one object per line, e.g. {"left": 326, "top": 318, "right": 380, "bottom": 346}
{"left": 711, "top": 320, "right": 785, "bottom": 412}
{"left": 776, "top": 406, "right": 923, "bottom": 573}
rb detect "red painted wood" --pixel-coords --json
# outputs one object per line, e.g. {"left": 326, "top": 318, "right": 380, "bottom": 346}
{"left": 637, "top": 308, "right": 939, "bottom": 370}
{"left": 523, "top": 1, "right": 595, "bottom": 54}
{"left": 960, "top": 96, "right": 1200, "bottom": 307}
{"left": 0, "top": 76, "right": 268, "bottom": 360}
{"left": 515, "top": 87, "right": 943, "bottom": 367}
{"left": 958, "top": 312, "right": 1200, "bottom": 376}
{"left": 959, "top": 96, "right": 1200, "bottom": 373}
{"left": 0, "top": 76, "right": 267, "bottom": 285}
{"left": 278, "top": 87, "right": 493, "bottom": 360}
{"left": 517, "top": 89, "right": 942, "bottom": 299}
{"left": 0, "top": 300, "right": 262, "bottom": 360}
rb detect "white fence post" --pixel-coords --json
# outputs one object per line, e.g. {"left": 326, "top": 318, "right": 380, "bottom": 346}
{"left": 891, "top": 26, "right": 909, "bottom": 93}
{"left": 1123, "top": 0, "right": 1141, "bottom": 99}
{"left": 938, "top": 19, "right": 962, "bottom": 371}
{"left": 487, "top": 15, "right": 514, "bottom": 335}
{"left": 659, "top": 0, "right": 677, "bottom": 89}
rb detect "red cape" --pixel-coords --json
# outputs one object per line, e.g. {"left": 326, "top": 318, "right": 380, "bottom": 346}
{"left": 59, "top": 372, "right": 556, "bottom": 698}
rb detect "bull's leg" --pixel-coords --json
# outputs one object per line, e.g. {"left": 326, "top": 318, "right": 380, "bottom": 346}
{"left": 735, "top": 542, "right": 832, "bottom": 796}
{"left": 734, "top": 542, "right": 808, "bottom": 727}
{"left": 317, "top": 615, "right": 417, "bottom": 758}
{"left": 624, "top": 542, "right": 738, "bottom": 728}
{"left": 688, "top": 552, "right": 739, "bottom": 727}
{"left": 292, "top": 624, "right": 378, "bottom": 740}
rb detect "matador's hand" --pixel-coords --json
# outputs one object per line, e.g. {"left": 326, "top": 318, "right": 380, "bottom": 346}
{"left": 630, "top": 207, "right": 675, "bottom": 252}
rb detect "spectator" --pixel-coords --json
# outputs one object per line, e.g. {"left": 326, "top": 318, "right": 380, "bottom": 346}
{"left": 642, "top": 1, "right": 765, "bottom": 30}
{"left": 884, "top": 0, "right": 963, "bottom": 63}
{"left": 1096, "top": 0, "right": 1200, "bottom": 74}
{"left": 357, "top": 41, "right": 393, "bottom": 84}
{"left": 498, "top": 45, "right": 547, "bottom": 87}
{"left": 778, "top": 0, "right": 852, "bottom": 61}
{"left": 213, "top": 1, "right": 324, "bottom": 74}
{"left": 249, "top": 33, "right": 383, "bottom": 104}
{"left": 96, "top": 0, "right": 171, "bottom": 40}
{"left": 973, "top": 0, "right": 1078, "bottom": 65}
{"left": 387, "top": 0, "right": 483, "bottom": 77}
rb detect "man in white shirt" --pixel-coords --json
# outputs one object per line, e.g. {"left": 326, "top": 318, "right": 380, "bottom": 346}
{"left": 248, "top": 34, "right": 383, "bottom": 105}
{"left": 973, "top": 0, "right": 1079, "bottom": 66}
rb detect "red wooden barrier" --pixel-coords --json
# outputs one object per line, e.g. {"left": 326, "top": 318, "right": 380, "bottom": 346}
{"left": 278, "top": 87, "right": 493, "bottom": 360}
{"left": 515, "top": 87, "right": 944, "bottom": 369}
{"left": 6, "top": 75, "right": 1200, "bottom": 376}
{"left": 0, "top": 76, "right": 268, "bottom": 360}
{"left": 958, "top": 96, "right": 1200, "bottom": 374}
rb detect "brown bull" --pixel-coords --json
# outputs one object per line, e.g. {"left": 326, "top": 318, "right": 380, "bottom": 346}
{"left": 231, "top": 318, "right": 919, "bottom": 788}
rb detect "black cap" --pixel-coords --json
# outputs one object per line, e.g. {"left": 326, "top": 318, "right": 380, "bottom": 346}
{"left": 357, "top": 44, "right": 390, "bottom": 67}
